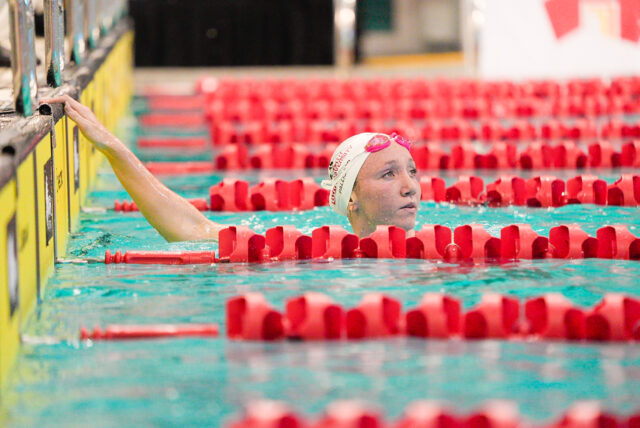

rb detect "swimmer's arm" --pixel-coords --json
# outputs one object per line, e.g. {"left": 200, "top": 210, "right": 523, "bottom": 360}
{"left": 41, "top": 95, "right": 224, "bottom": 242}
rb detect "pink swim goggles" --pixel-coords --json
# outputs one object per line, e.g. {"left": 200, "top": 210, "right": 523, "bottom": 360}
{"left": 364, "top": 132, "right": 412, "bottom": 153}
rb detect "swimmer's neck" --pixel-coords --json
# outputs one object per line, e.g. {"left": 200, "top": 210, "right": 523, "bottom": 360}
{"left": 353, "top": 223, "right": 415, "bottom": 239}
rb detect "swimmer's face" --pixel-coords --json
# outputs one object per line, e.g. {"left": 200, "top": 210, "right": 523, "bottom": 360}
{"left": 350, "top": 141, "right": 421, "bottom": 234}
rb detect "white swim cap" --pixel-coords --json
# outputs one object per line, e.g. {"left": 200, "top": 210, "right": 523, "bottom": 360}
{"left": 320, "top": 132, "right": 382, "bottom": 217}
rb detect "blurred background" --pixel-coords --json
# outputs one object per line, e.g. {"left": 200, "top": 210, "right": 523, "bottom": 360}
{"left": 127, "top": 0, "right": 461, "bottom": 66}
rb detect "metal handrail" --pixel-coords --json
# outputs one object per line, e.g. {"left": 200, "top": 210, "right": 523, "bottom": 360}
{"left": 65, "top": 0, "right": 85, "bottom": 64}
{"left": 84, "top": 0, "right": 99, "bottom": 49}
{"left": 44, "top": 0, "right": 65, "bottom": 87}
{"left": 8, "top": 0, "right": 38, "bottom": 116}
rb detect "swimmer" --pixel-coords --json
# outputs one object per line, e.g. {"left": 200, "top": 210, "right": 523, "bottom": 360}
{"left": 41, "top": 95, "right": 421, "bottom": 240}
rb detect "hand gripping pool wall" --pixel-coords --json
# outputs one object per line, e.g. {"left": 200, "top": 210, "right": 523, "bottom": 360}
{"left": 0, "top": 23, "right": 134, "bottom": 390}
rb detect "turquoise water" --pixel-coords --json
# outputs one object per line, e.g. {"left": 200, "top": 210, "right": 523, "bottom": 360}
{"left": 2, "top": 131, "right": 640, "bottom": 426}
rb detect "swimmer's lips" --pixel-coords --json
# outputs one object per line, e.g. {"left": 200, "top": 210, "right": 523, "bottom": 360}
{"left": 399, "top": 202, "right": 418, "bottom": 213}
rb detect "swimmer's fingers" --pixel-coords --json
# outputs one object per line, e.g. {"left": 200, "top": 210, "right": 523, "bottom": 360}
{"left": 39, "top": 94, "right": 75, "bottom": 107}
{"left": 40, "top": 95, "right": 94, "bottom": 116}
{"left": 62, "top": 103, "right": 89, "bottom": 127}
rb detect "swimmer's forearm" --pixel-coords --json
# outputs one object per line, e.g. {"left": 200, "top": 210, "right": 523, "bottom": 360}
{"left": 39, "top": 95, "right": 224, "bottom": 241}
{"left": 102, "top": 139, "right": 223, "bottom": 242}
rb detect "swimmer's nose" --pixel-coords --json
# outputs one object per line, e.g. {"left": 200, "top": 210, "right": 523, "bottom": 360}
{"left": 400, "top": 170, "right": 418, "bottom": 197}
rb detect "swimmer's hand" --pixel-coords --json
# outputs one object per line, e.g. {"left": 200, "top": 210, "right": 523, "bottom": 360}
{"left": 40, "top": 94, "right": 117, "bottom": 152}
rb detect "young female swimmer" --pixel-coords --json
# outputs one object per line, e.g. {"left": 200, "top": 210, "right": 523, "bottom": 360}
{"left": 41, "top": 95, "right": 421, "bottom": 241}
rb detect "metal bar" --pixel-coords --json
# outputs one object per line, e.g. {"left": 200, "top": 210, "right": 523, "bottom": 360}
{"left": 8, "top": 0, "right": 39, "bottom": 116}
{"left": 65, "top": 0, "right": 85, "bottom": 64}
{"left": 99, "top": 0, "right": 112, "bottom": 34}
{"left": 44, "top": 0, "right": 65, "bottom": 87}
{"left": 100, "top": 0, "right": 125, "bottom": 34}
{"left": 84, "top": 0, "right": 99, "bottom": 49}
{"left": 333, "top": 0, "right": 357, "bottom": 71}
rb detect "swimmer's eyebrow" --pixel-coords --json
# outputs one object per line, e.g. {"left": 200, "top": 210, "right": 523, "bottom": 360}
{"left": 378, "top": 160, "right": 399, "bottom": 171}
{"left": 378, "top": 159, "right": 416, "bottom": 172}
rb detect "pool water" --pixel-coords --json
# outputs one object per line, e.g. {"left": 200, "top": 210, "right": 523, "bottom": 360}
{"left": 2, "top": 124, "right": 640, "bottom": 427}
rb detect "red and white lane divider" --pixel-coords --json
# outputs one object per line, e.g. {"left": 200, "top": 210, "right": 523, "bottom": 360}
{"left": 205, "top": 117, "right": 640, "bottom": 144}
{"left": 139, "top": 141, "right": 640, "bottom": 173}
{"left": 113, "top": 174, "right": 640, "bottom": 211}
{"left": 115, "top": 178, "right": 329, "bottom": 212}
{"left": 102, "top": 224, "right": 640, "bottom": 265}
{"left": 225, "top": 292, "right": 640, "bottom": 342}
{"left": 228, "top": 399, "right": 639, "bottom": 428}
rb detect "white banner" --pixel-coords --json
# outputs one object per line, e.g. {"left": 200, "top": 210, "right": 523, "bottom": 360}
{"left": 479, "top": 0, "right": 640, "bottom": 80}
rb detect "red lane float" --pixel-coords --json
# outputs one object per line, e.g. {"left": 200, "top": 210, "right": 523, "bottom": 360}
{"left": 215, "top": 144, "right": 249, "bottom": 170}
{"left": 566, "top": 175, "right": 607, "bottom": 205}
{"left": 265, "top": 226, "right": 312, "bottom": 261}
{"left": 621, "top": 141, "right": 640, "bottom": 167}
{"left": 548, "top": 225, "right": 598, "bottom": 259}
{"left": 500, "top": 224, "right": 549, "bottom": 259}
{"left": 589, "top": 141, "right": 620, "bottom": 168}
{"left": 315, "top": 401, "right": 383, "bottom": 428}
{"left": 525, "top": 176, "right": 566, "bottom": 207}
{"left": 228, "top": 401, "right": 305, "bottom": 428}
{"left": 485, "top": 176, "right": 527, "bottom": 206}
{"left": 454, "top": 224, "right": 501, "bottom": 261}
{"left": 345, "top": 293, "right": 402, "bottom": 339}
{"left": 557, "top": 402, "right": 624, "bottom": 428}
{"left": 596, "top": 226, "right": 640, "bottom": 259}
{"left": 250, "top": 178, "right": 292, "bottom": 211}
{"left": 524, "top": 294, "right": 585, "bottom": 340}
{"left": 81, "top": 324, "right": 219, "bottom": 340}
{"left": 406, "top": 225, "right": 453, "bottom": 260}
{"left": 210, "top": 179, "right": 251, "bottom": 211}
{"left": 405, "top": 294, "right": 461, "bottom": 338}
{"left": 290, "top": 178, "right": 330, "bottom": 210}
{"left": 419, "top": 177, "right": 446, "bottom": 202}
{"left": 463, "top": 294, "right": 520, "bottom": 339}
{"left": 607, "top": 174, "right": 640, "bottom": 206}
{"left": 482, "top": 142, "right": 518, "bottom": 169}
{"left": 225, "top": 293, "right": 640, "bottom": 342}
{"left": 285, "top": 293, "right": 344, "bottom": 340}
{"left": 393, "top": 401, "right": 458, "bottom": 428}
{"left": 585, "top": 294, "right": 640, "bottom": 341}
{"left": 553, "top": 141, "right": 587, "bottom": 168}
{"left": 359, "top": 226, "right": 407, "bottom": 259}
{"left": 219, "top": 226, "right": 268, "bottom": 263}
{"left": 312, "top": 226, "right": 360, "bottom": 259}
{"left": 226, "top": 293, "right": 285, "bottom": 340}
{"left": 446, "top": 176, "right": 484, "bottom": 204}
